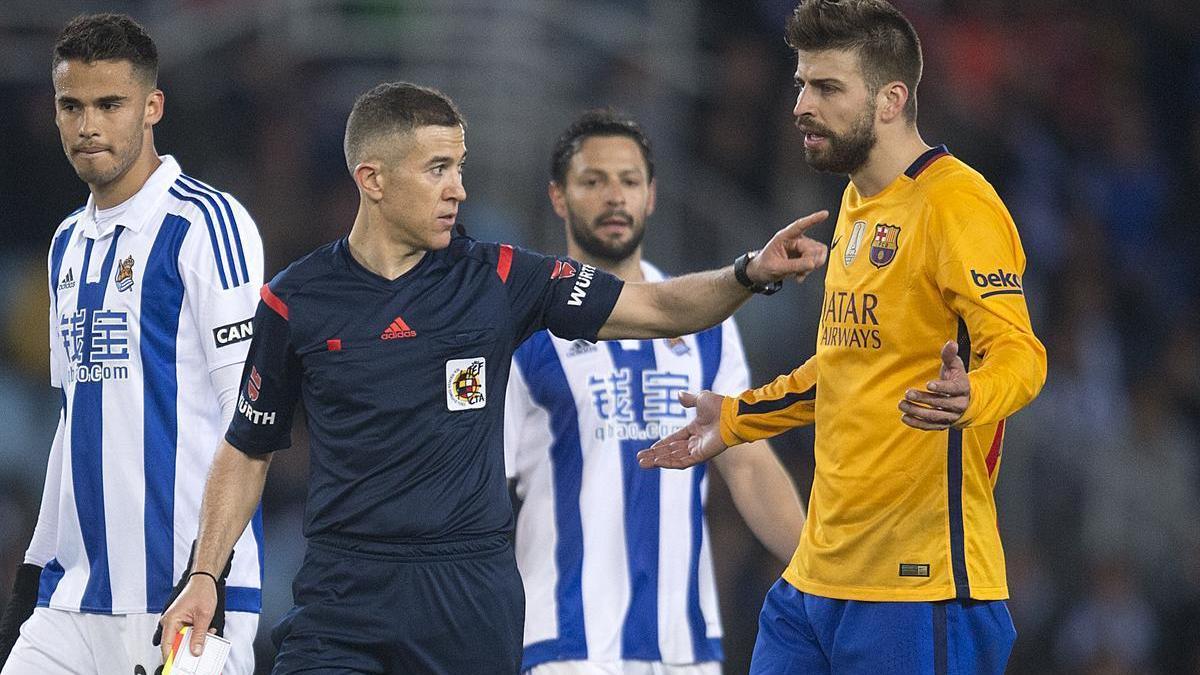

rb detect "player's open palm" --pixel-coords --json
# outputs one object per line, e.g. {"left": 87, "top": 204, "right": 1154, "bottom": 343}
{"left": 899, "top": 340, "right": 971, "bottom": 430}
{"left": 638, "top": 391, "right": 728, "bottom": 469}
{"left": 755, "top": 210, "right": 830, "bottom": 283}
{"left": 157, "top": 578, "right": 217, "bottom": 662}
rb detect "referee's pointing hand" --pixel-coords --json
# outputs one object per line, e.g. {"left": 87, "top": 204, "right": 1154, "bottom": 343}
{"left": 746, "top": 210, "right": 830, "bottom": 286}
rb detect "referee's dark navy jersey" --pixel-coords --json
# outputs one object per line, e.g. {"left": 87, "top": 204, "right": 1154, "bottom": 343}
{"left": 226, "top": 233, "right": 623, "bottom": 544}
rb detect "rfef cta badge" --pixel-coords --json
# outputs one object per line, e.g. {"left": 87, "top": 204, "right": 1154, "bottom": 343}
{"left": 446, "top": 357, "right": 487, "bottom": 411}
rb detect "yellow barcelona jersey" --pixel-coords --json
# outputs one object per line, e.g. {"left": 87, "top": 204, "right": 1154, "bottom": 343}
{"left": 720, "top": 146, "right": 1046, "bottom": 601}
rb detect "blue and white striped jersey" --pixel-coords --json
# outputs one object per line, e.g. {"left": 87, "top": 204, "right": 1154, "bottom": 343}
{"left": 505, "top": 261, "right": 751, "bottom": 670}
{"left": 35, "top": 156, "right": 264, "bottom": 615}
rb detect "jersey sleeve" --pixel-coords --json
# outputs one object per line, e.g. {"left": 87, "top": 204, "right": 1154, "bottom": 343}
{"left": 48, "top": 290, "right": 66, "bottom": 388}
{"left": 178, "top": 195, "right": 265, "bottom": 373}
{"left": 224, "top": 284, "right": 303, "bottom": 455}
{"left": 931, "top": 186, "right": 1048, "bottom": 427}
{"left": 719, "top": 356, "right": 817, "bottom": 446}
{"left": 498, "top": 244, "right": 624, "bottom": 344}
{"left": 503, "top": 356, "right": 536, "bottom": 481}
{"left": 47, "top": 229, "right": 69, "bottom": 388}
{"left": 710, "top": 318, "right": 751, "bottom": 397}
{"left": 25, "top": 406, "right": 65, "bottom": 566}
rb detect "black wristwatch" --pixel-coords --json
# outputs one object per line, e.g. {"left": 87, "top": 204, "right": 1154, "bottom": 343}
{"left": 733, "top": 250, "right": 783, "bottom": 295}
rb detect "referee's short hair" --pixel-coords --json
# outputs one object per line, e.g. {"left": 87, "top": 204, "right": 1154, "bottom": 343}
{"left": 53, "top": 13, "right": 158, "bottom": 86}
{"left": 344, "top": 82, "right": 466, "bottom": 171}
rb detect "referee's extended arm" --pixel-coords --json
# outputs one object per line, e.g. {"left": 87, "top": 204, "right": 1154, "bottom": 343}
{"left": 597, "top": 210, "right": 828, "bottom": 340}
{"left": 158, "top": 439, "right": 272, "bottom": 662}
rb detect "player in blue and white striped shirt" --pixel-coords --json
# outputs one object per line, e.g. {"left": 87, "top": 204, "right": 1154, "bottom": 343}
{"left": 0, "top": 14, "right": 263, "bottom": 675}
{"left": 505, "top": 111, "right": 806, "bottom": 675}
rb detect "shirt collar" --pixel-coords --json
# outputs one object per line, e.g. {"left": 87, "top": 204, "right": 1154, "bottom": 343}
{"left": 78, "top": 155, "right": 182, "bottom": 239}
{"left": 639, "top": 259, "right": 665, "bottom": 282}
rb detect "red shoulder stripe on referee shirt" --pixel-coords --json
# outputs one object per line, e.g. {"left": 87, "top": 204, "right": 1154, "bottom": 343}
{"left": 260, "top": 284, "right": 289, "bottom": 320}
{"left": 985, "top": 418, "right": 1005, "bottom": 478}
{"left": 497, "top": 244, "right": 513, "bottom": 283}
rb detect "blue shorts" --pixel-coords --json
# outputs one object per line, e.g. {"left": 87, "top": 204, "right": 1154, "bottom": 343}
{"left": 750, "top": 579, "right": 1015, "bottom": 675}
{"left": 270, "top": 534, "right": 524, "bottom": 674}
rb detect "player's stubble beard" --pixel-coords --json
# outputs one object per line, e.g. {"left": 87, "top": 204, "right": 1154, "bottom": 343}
{"left": 800, "top": 98, "right": 878, "bottom": 175}
{"left": 68, "top": 115, "right": 145, "bottom": 190}
{"left": 566, "top": 204, "right": 646, "bottom": 265}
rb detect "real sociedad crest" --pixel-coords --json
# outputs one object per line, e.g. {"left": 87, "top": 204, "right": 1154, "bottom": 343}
{"left": 868, "top": 224, "right": 901, "bottom": 268}
{"left": 115, "top": 255, "right": 135, "bottom": 292}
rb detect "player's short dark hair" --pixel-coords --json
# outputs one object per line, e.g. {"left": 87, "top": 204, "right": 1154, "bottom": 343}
{"left": 785, "top": 0, "right": 922, "bottom": 122}
{"left": 53, "top": 13, "right": 158, "bottom": 86}
{"left": 550, "top": 109, "right": 655, "bottom": 185}
{"left": 344, "top": 82, "right": 466, "bottom": 170}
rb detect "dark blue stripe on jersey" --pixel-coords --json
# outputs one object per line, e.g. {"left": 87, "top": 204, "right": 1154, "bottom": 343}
{"left": 36, "top": 558, "right": 65, "bottom": 607}
{"left": 252, "top": 502, "right": 265, "bottom": 587}
{"left": 947, "top": 320, "right": 971, "bottom": 599}
{"left": 141, "top": 213, "right": 190, "bottom": 612}
{"left": 514, "top": 333, "right": 587, "bottom": 669}
{"left": 605, "top": 339, "right": 662, "bottom": 661}
{"left": 739, "top": 389, "right": 815, "bottom": 416}
{"left": 180, "top": 174, "right": 250, "bottom": 285}
{"left": 697, "top": 324, "right": 722, "bottom": 393}
{"left": 933, "top": 602, "right": 948, "bottom": 674}
{"left": 49, "top": 221, "right": 77, "bottom": 311}
{"left": 905, "top": 144, "right": 950, "bottom": 179}
{"left": 172, "top": 179, "right": 240, "bottom": 286}
{"left": 523, "top": 641, "right": 575, "bottom": 672}
{"left": 225, "top": 586, "right": 262, "bottom": 613}
{"left": 168, "top": 187, "right": 229, "bottom": 289}
{"left": 72, "top": 227, "right": 125, "bottom": 612}
{"left": 684, "top": 325, "right": 724, "bottom": 661}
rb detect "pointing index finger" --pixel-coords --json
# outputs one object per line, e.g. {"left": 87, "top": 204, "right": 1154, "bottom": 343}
{"left": 781, "top": 210, "right": 829, "bottom": 236}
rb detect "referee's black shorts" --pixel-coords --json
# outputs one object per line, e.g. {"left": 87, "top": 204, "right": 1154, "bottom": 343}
{"left": 270, "top": 533, "right": 524, "bottom": 674}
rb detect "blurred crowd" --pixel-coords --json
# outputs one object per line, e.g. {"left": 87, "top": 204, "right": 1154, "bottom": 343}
{"left": 2, "top": 1, "right": 1199, "bottom": 673}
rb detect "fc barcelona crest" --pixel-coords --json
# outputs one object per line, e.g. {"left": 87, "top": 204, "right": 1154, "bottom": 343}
{"left": 115, "top": 255, "right": 135, "bottom": 292}
{"left": 868, "top": 224, "right": 901, "bottom": 268}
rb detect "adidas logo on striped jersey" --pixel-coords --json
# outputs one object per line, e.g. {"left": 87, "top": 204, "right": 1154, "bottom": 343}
{"left": 58, "top": 267, "right": 76, "bottom": 290}
{"left": 381, "top": 315, "right": 417, "bottom": 340}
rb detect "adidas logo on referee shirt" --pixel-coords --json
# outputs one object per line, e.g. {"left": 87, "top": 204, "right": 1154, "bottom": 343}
{"left": 381, "top": 315, "right": 417, "bottom": 340}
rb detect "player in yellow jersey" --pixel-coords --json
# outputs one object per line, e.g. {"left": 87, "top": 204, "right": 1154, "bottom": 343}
{"left": 638, "top": 1, "right": 1046, "bottom": 673}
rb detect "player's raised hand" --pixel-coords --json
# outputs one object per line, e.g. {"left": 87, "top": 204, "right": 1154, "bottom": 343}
{"left": 637, "top": 391, "right": 729, "bottom": 469}
{"left": 899, "top": 340, "right": 971, "bottom": 430}
{"left": 748, "top": 210, "right": 830, "bottom": 284}
{"left": 157, "top": 576, "right": 217, "bottom": 662}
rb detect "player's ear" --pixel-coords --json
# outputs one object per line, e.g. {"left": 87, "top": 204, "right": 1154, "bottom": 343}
{"left": 878, "top": 80, "right": 908, "bottom": 124}
{"left": 354, "top": 162, "right": 385, "bottom": 201}
{"left": 548, "top": 180, "right": 569, "bottom": 220}
{"left": 645, "top": 178, "right": 657, "bottom": 218}
{"left": 144, "top": 88, "right": 164, "bottom": 127}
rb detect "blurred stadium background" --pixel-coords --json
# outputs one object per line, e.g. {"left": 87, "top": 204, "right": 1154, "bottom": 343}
{"left": 2, "top": 1, "right": 1199, "bottom": 673}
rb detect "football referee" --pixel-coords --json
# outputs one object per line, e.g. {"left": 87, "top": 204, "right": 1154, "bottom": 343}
{"left": 159, "top": 82, "right": 828, "bottom": 673}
